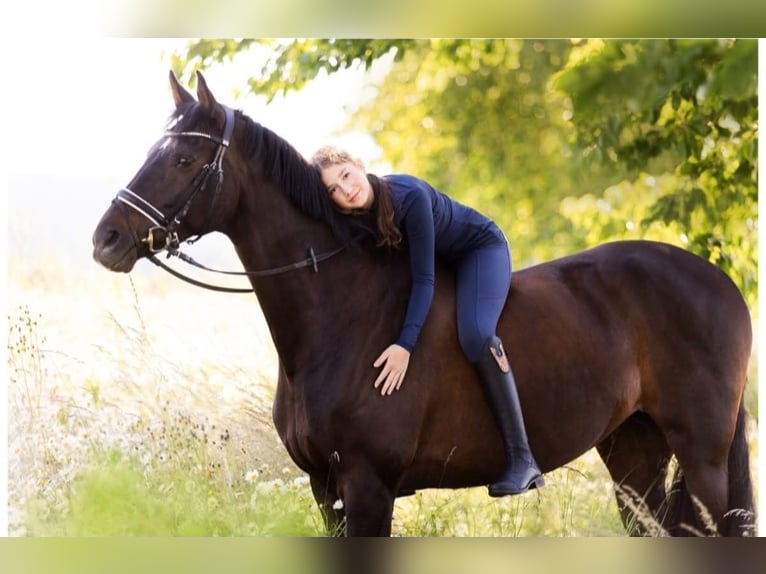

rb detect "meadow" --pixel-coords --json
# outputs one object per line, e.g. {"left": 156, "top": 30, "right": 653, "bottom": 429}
{"left": 7, "top": 254, "right": 759, "bottom": 537}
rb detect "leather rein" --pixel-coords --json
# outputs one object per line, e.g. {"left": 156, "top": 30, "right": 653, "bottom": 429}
{"left": 112, "top": 105, "right": 344, "bottom": 293}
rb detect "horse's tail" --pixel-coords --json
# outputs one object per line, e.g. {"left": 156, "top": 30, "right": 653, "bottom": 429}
{"left": 724, "top": 400, "right": 755, "bottom": 536}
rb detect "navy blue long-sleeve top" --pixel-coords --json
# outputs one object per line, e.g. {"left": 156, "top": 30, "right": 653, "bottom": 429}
{"left": 385, "top": 174, "right": 507, "bottom": 351}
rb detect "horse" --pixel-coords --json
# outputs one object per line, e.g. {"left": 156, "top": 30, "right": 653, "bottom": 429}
{"left": 92, "top": 71, "right": 755, "bottom": 536}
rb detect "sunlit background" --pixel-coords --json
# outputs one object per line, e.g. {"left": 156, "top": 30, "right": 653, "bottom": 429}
{"left": 7, "top": 38, "right": 388, "bottom": 275}
{"left": 2, "top": 6, "right": 765, "bottom": 573}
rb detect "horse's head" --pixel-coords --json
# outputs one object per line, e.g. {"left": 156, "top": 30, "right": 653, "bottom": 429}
{"left": 92, "top": 71, "right": 242, "bottom": 272}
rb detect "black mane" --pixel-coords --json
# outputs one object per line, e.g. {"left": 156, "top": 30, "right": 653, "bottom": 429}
{"left": 238, "top": 110, "right": 379, "bottom": 247}
{"left": 170, "top": 102, "right": 375, "bottom": 247}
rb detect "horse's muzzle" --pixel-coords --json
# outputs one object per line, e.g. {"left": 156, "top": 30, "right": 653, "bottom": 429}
{"left": 92, "top": 224, "right": 138, "bottom": 273}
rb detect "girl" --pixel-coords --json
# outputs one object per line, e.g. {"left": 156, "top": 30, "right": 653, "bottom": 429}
{"left": 310, "top": 146, "right": 544, "bottom": 496}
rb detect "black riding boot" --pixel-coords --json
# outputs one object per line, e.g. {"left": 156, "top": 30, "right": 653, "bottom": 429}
{"left": 474, "top": 336, "right": 544, "bottom": 496}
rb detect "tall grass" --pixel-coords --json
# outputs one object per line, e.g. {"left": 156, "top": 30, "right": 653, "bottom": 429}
{"left": 6, "top": 260, "right": 759, "bottom": 537}
{"left": 8, "top": 264, "right": 315, "bottom": 536}
{"left": 391, "top": 455, "right": 626, "bottom": 536}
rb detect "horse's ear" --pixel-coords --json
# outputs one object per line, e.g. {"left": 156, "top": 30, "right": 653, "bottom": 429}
{"left": 168, "top": 70, "right": 195, "bottom": 107}
{"left": 196, "top": 71, "right": 218, "bottom": 113}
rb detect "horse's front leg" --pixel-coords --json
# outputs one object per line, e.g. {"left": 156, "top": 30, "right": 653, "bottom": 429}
{"left": 338, "top": 464, "right": 397, "bottom": 537}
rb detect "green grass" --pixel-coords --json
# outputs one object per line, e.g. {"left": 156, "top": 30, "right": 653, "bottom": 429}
{"left": 23, "top": 443, "right": 627, "bottom": 537}
{"left": 6, "top": 268, "right": 759, "bottom": 537}
{"left": 26, "top": 446, "right": 323, "bottom": 536}
{"left": 391, "top": 454, "right": 626, "bottom": 536}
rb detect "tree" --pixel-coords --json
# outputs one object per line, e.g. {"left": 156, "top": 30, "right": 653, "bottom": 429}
{"left": 554, "top": 39, "right": 758, "bottom": 306}
{"left": 171, "top": 38, "right": 757, "bottom": 306}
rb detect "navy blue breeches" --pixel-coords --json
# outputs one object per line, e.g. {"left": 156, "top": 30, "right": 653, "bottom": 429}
{"left": 454, "top": 240, "right": 511, "bottom": 363}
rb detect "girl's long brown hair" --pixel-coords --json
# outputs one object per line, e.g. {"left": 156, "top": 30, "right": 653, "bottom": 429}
{"left": 311, "top": 146, "right": 402, "bottom": 249}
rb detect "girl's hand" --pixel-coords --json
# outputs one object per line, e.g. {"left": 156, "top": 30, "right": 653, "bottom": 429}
{"left": 373, "top": 344, "right": 411, "bottom": 396}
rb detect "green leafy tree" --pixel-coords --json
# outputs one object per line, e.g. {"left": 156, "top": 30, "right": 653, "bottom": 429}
{"left": 348, "top": 39, "right": 589, "bottom": 266}
{"left": 171, "top": 38, "right": 757, "bottom": 306}
{"left": 554, "top": 39, "right": 757, "bottom": 306}
{"left": 170, "top": 39, "right": 414, "bottom": 99}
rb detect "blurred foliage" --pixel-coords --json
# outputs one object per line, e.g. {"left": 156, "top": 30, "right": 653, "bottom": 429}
{"left": 554, "top": 39, "right": 757, "bottom": 307}
{"left": 169, "top": 39, "right": 416, "bottom": 100}
{"left": 171, "top": 39, "right": 757, "bottom": 309}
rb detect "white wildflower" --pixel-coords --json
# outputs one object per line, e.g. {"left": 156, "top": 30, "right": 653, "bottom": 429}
{"left": 333, "top": 499, "right": 344, "bottom": 510}
{"left": 244, "top": 469, "right": 259, "bottom": 483}
{"left": 256, "top": 479, "right": 283, "bottom": 494}
{"left": 293, "top": 476, "right": 310, "bottom": 487}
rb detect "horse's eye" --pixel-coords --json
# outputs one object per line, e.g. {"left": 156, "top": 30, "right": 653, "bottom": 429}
{"left": 176, "top": 155, "right": 194, "bottom": 168}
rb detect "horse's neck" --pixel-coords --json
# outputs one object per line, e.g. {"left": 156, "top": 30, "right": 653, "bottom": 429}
{"left": 228, "top": 177, "right": 334, "bottom": 265}
{"left": 225, "top": 179, "right": 374, "bottom": 374}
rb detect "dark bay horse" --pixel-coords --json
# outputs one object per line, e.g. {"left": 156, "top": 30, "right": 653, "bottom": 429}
{"left": 92, "top": 72, "right": 755, "bottom": 536}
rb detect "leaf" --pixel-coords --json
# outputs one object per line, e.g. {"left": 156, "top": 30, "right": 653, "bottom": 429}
{"left": 708, "top": 39, "right": 757, "bottom": 101}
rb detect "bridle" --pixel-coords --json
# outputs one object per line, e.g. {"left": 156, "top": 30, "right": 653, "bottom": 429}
{"left": 112, "top": 105, "right": 344, "bottom": 293}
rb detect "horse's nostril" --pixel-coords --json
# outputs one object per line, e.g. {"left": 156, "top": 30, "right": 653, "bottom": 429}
{"left": 101, "top": 228, "right": 121, "bottom": 249}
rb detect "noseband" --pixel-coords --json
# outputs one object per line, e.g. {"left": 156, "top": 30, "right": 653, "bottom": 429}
{"left": 115, "top": 105, "right": 236, "bottom": 254}
{"left": 112, "top": 105, "right": 344, "bottom": 293}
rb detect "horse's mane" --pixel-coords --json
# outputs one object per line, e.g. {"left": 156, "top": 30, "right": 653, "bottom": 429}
{"left": 243, "top": 116, "right": 417, "bottom": 265}
{"left": 171, "top": 103, "right": 377, "bottom": 247}
{"left": 241, "top": 114, "right": 385, "bottom": 249}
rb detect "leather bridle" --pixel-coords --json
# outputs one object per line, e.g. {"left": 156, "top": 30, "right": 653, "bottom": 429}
{"left": 112, "top": 105, "right": 344, "bottom": 293}
{"left": 116, "top": 105, "right": 236, "bottom": 255}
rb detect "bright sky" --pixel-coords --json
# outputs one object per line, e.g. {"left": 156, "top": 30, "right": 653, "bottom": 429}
{"left": 8, "top": 38, "right": 385, "bottom": 180}
{"left": 4, "top": 38, "right": 391, "bottom": 275}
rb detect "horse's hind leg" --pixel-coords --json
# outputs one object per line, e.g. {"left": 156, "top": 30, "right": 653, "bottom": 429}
{"left": 650, "top": 372, "right": 744, "bottom": 535}
{"left": 596, "top": 412, "right": 673, "bottom": 535}
{"left": 659, "top": 418, "right": 733, "bottom": 536}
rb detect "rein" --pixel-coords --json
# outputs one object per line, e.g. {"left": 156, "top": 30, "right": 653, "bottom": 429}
{"left": 114, "top": 105, "right": 345, "bottom": 293}
{"left": 147, "top": 244, "right": 346, "bottom": 294}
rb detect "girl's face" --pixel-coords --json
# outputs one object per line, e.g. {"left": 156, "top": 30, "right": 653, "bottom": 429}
{"left": 320, "top": 160, "right": 375, "bottom": 212}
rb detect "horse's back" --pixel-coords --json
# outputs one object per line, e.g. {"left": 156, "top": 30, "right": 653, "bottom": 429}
{"left": 512, "top": 240, "right": 750, "bottom": 341}
{"left": 426, "top": 239, "right": 753, "bottom": 475}
{"left": 500, "top": 239, "right": 751, "bottom": 456}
